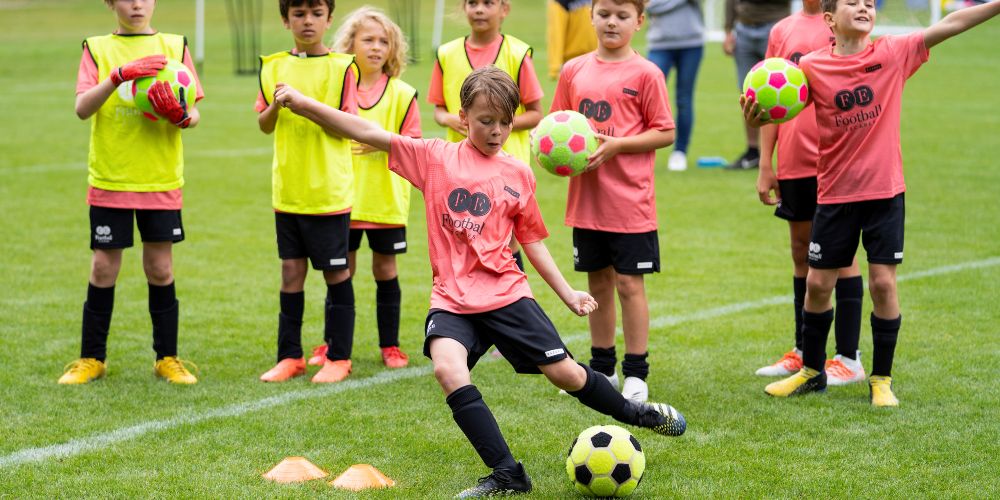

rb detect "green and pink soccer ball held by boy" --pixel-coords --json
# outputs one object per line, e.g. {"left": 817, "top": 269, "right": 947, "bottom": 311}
{"left": 743, "top": 57, "right": 809, "bottom": 124}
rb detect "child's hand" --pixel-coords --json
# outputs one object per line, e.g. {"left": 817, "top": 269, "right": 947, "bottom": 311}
{"left": 148, "top": 81, "right": 191, "bottom": 128}
{"left": 740, "top": 94, "right": 770, "bottom": 128}
{"left": 586, "top": 134, "right": 620, "bottom": 170}
{"left": 565, "top": 290, "right": 598, "bottom": 317}
{"left": 110, "top": 54, "right": 166, "bottom": 87}
{"left": 273, "top": 83, "right": 306, "bottom": 113}
{"left": 351, "top": 140, "right": 379, "bottom": 155}
{"left": 756, "top": 164, "right": 781, "bottom": 205}
{"left": 445, "top": 114, "right": 467, "bottom": 136}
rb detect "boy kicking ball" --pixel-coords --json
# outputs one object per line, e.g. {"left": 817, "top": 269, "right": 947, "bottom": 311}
{"left": 275, "top": 66, "right": 686, "bottom": 497}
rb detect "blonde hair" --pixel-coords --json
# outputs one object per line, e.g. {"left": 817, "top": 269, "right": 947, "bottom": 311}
{"left": 460, "top": 66, "right": 519, "bottom": 119}
{"left": 332, "top": 6, "right": 408, "bottom": 77}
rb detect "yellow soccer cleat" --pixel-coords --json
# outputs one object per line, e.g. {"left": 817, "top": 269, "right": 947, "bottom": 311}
{"left": 765, "top": 367, "right": 826, "bottom": 397}
{"left": 154, "top": 356, "right": 198, "bottom": 384}
{"left": 869, "top": 375, "right": 899, "bottom": 407}
{"left": 58, "top": 358, "right": 106, "bottom": 385}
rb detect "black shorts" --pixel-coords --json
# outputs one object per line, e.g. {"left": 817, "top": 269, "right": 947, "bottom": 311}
{"left": 275, "top": 212, "right": 350, "bottom": 270}
{"left": 573, "top": 228, "right": 660, "bottom": 274}
{"left": 774, "top": 177, "right": 818, "bottom": 222}
{"left": 348, "top": 227, "right": 408, "bottom": 254}
{"left": 422, "top": 298, "right": 572, "bottom": 374}
{"left": 89, "top": 206, "right": 184, "bottom": 250}
{"left": 809, "top": 193, "right": 905, "bottom": 269}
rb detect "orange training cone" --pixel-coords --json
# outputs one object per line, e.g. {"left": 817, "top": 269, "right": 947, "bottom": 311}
{"left": 330, "top": 464, "right": 396, "bottom": 491}
{"left": 262, "top": 456, "right": 329, "bottom": 483}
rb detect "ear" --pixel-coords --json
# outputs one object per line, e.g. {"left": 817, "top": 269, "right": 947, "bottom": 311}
{"left": 282, "top": 17, "right": 290, "bottom": 30}
{"left": 459, "top": 108, "right": 469, "bottom": 128}
{"left": 636, "top": 13, "right": 645, "bottom": 30}
{"left": 824, "top": 11, "right": 835, "bottom": 30}
{"left": 500, "top": 2, "right": 510, "bottom": 17}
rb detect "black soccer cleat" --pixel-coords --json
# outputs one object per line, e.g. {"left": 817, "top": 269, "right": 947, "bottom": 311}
{"left": 629, "top": 400, "right": 687, "bottom": 437}
{"left": 455, "top": 462, "right": 532, "bottom": 498}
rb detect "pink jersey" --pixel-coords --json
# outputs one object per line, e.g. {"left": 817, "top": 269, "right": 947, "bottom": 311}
{"left": 388, "top": 136, "right": 549, "bottom": 314}
{"left": 550, "top": 52, "right": 674, "bottom": 232}
{"left": 77, "top": 43, "right": 204, "bottom": 210}
{"left": 427, "top": 36, "right": 544, "bottom": 107}
{"left": 766, "top": 12, "right": 835, "bottom": 180}
{"left": 800, "top": 32, "right": 929, "bottom": 204}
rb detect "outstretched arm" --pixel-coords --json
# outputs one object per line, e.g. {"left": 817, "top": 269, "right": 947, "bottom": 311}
{"left": 924, "top": 0, "right": 1000, "bottom": 49}
{"left": 521, "top": 241, "right": 598, "bottom": 316}
{"left": 274, "top": 83, "right": 391, "bottom": 151}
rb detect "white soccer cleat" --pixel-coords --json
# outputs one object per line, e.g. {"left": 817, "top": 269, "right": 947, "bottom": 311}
{"left": 668, "top": 150, "right": 688, "bottom": 171}
{"left": 826, "top": 350, "right": 866, "bottom": 386}
{"left": 755, "top": 348, "right": 803, "bottom": 376}
{"left": 621, "top": 376, "right": 648, "bottom": 402}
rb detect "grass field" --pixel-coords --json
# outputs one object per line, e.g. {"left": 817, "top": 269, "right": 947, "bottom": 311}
{"left": 2, "top": 1, "right": 999, "bottom": 497}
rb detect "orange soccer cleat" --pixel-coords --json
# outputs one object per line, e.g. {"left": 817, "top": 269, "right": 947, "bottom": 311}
{"left": 312, "top": 359, "right": 352, "bottom": 383}
{"left": 307, "top": 344, "right": 328, "bottom": 366}
{"left": 260, "top": 357, "right": 306, "bottom": 382}
{"left": 380, "top": 346, "right": 409, "bottom": 369}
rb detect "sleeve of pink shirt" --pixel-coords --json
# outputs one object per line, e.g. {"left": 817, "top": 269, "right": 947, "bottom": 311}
{"left": 765, "top": 25, "right": 780, "bottom": 59}
{"left": 640, "top": 67, "right": 675, "bottom": 131}
{"left": 427, "top": 61, "right": 446, "bottom": 106}
{"left": 896, "top": 32, "right": 930, "bottom": 79}
{"left": 518, "top": 55, "right": 544, "bottom": 105}
{"left": 341, "top": 66, "right": 359, "bottom": 114}
{"left": 512, "top": 177, "right": 550, "bottom": 244}
{"left": 76, "top": 43, "right": 99, "bottom": 95}
{"left": 181, "top": 47, "right": 205, "bottom": 102}
{"left": 254, "top": 91, "right": 268, "bottom": 113}
{"left": 399, "top": 97, "right": 423, "bottom": 138}
{"left": 548, "top": 67, "right": 573, "bottom": 113}
{"left": 388, "top": 135, "right": 436, "bottom": 190}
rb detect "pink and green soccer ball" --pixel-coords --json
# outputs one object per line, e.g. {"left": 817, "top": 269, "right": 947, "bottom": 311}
{"left": 531, "top": 110, "right": 598, "bottom": 177}
{"left": 131, "top": 60, "right": 193, "bottom": 120}
{"left": 742, "top": 57, "right": 809, "bottom": 124}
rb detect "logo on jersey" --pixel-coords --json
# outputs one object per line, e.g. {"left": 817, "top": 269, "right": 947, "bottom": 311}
{"left": 94, "top": 225, "right": 113, "bottom": 244}
{"left": 504, "top": 186, "right": 520, "bottom": 199}
{"left": 865, "top": 64, "right": 883, "bottom": 73}
{"left": 448, "top": 188, "right": 491, "bottom": 216}
{"left": 578, "top": 99, "right": 613, "bottom": 122}
{"left": 834, "top": 85, "right": 881, "bottom": 130}
{"left": 426, "top": 319, "right": 436, "bottom": 335}
{"left": 622, "top": 87, "right": 638, "bottom": 97}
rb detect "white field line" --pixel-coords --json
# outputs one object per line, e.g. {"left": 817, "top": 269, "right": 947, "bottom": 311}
{"left": 0, "top": 147, "right": 273, "bottom": 175}
{"left": 1, "top": 256, "right": 997, "bottom": 468}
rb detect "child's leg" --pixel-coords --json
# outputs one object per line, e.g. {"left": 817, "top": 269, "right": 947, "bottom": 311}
{"left": 834, "top": 259, "right": 863, "bottom": 359}
{"left": 81, "top": 248, "right": 123, "bottom": 361}
{"left": 587, "top": 267, "right": 618, "bottom": 376}
{"left": 802, "top": 267, "right": 839, "bottom": 371}
{"left": 616, "top": 273, "right": 650, "bottom": 388}
{"left": 372, "top": 252, "right": 401, "bottom": 348}
{"left": 868, "top": 263, "right": 900, "bottom": 377}
{"left": 277, "top": 258, "right": 308, "bottom": 361}
{"left": 789, "top": 220, "right": 811, "bottom": 350}
{"left": 430, "top": 336, "right": 518, "bottom": 472}
{"left": 322, "top": 268, "right": 353, "bottom": 361}
{"left": 142, "top": 242, "right": 178, "bottom": 359}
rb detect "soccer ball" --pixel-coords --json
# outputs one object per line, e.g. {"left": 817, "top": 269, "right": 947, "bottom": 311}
{"left": 132, "top": 59, "right": 194, "bottom": 120}
{"left": 530, "top": 110, "right": 597, "bottom": 177}
{"left": 566, "top": 425, "right": 645, "bottom": 497}
{"left": 742, "top": 57, "right": 809, "bottom": 124}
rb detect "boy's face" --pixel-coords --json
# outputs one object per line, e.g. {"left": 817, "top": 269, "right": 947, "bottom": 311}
{"left": 353, "top": 19, "right": 391, "bottom": 75}
{"left": 459, "top": 94, "right": 513, "bottom": 157}
{"left": 112, "top": 0, "right": 156, "bottom": 33}
{"left": 591, "top": 0, "right": 644, "bottom": 51}
{"left": 283, "top": 3, "right": 333, "bottom": 47}
{"left": 825, "top": 0, "right": 876, "bottom": 36}
{"left": 464, "top": 0, "right": 509, "bottom": 36}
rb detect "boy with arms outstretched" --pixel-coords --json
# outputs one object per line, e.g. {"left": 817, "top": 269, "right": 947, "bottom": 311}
{"left": 745, "top": 0, "right": 1000, "bottom": 406}
{"left": 275, "top": 66, "right": 686, "bottom": 497}
{"left": 256, "top": 0, "right": 359, "bottom": 384}
{"left": 752, "top": 0, "right": 866, "bottom": 386}
{"left": 550, "top": 0, "right": 676, "bottom": 402}
{"left": 61, "top": 0, "right": 203, "bottom": 385}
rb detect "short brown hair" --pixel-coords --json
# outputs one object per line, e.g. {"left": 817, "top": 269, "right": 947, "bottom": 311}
{"left": 459, "top": 66, "right": 519, "bottom": 120}
{"left": 821, "top": 0, "right": 838, "bottom": 14}
{"left": 280, "top": 0, "right": 334, "bottom": 20}
{"left": 592, "top": 0, "right": 644, "bottom": 16}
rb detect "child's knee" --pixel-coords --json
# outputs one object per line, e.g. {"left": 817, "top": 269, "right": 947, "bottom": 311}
{"left": 615, "top": 274, "right": 645, "bottom": 298}
{"left": 433, "top": 360, "right": 470, "bottom": 393}
{"left": 868, "top": 274, "right": 897, "bottom": 301}
{"left": 541, "top": 359, "right": 586, "bottom": 391}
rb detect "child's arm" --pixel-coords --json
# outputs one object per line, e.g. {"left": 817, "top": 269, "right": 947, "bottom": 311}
{"left": 756, "top": 124, "right": 780, "bottom": 206}
{"left": 258, "top": 99, "right": 280, "bottom": 134}
{"left": 274, "top": 83, "right": 392, "bottom": 151}
{"left": 433, "top": 105, "right": 467, "bottom": 136}
{"left": 587, "top": 129, "right": 675, "bottom": 170}
{"left": 521, "top": 241, "right": 598, "bottom": 317}
{"left": 513, "top": 100, "right": 542, "bottom": 132}
{"left": 923, "top": 0, "right": 1000, "bottom": 49}
{"left": 75, "top": 54, "right": 166, "bottom": 119}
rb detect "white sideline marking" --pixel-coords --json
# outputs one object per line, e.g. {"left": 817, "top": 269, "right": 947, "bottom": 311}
{"left": 2, "top": 257, "right": 998, "bottom": 468}
{"left": 0, "top": 147, "right": 272, "bottom": 175}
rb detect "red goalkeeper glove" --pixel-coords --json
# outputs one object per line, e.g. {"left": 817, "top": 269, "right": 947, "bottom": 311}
{"left": 109, "top": 54, "right": 166, "bottom": 87}
{"left": 148, "top": 81, "right": 191, "bottom": 128}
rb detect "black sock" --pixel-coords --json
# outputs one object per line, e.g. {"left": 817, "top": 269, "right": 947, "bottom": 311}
{"left": 834, "top": 276, "right": 863, "bottom": 359}
{"left": 149, "top": 282, "right": 178, "bottom": 360}
{"left": 446, "top": 385, "right": 517, "bottom": 472}
{"left": 588, "top": 346, "right": 617, "bottom": 377}
{"left": 568, "top": 364, "right": 632, "bottom": 422}
{"left": 622, "top": 352, "right": 649, "bottom": 380}
{"left": 325, "top": 278, "right": 355, "bottom": 361}
{"left": 512, "top": 251, "right": 524, "bottom": 272}
{"left": 871, "top": 313, "right": 901, "bottom": 377}
{"left": 277, "top": 291, "right": 305, "bottom": 361}
{"left": 375, "top": 277, "right": 401, "bottom": 348}
{"left": 801, "top": 309, "right": 834, "bottom": 371}
{"left": 747, "top": 146, "right": 760, "bottom": 158}
{"left": 80, "top": 283, "right": 114, "bottom": 361}
{"left": 793, "top": 277, "right": 806, "bottom": 350}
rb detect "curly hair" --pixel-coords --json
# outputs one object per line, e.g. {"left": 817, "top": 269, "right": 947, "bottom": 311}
{"left": 332, "top": 6, "right": 409, "bottom": 77}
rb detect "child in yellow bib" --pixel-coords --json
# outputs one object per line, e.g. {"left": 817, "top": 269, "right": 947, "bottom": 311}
{"left": 427, "top": 0, "right": 545, "bottom": 271}
{"left": 256, "top": 0, "right": 359, "bottom": 384}
{"left": 301, "top": 7, "right": 423, "bottom": 370}
{"left": 59, "top": 0, "right": 204, "bottom": 386}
